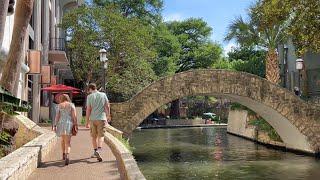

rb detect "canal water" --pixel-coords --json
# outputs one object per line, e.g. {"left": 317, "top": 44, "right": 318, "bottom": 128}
{"left": 130, "top": 127, "right": 320, "bottom": 180}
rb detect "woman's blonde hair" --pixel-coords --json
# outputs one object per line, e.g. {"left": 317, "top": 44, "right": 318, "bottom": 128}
{"left": 59, "top": 94, "right": 71, "bottom": 103}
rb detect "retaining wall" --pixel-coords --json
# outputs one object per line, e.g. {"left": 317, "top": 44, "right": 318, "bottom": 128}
{"left": 104, "top": 126, "right": 145, "bottom": 180}
{"left": 227, "top": 110, "right": 285, "bottom": 148}
{"left": 0, "top": 115, "right": 57, "bottom": 180}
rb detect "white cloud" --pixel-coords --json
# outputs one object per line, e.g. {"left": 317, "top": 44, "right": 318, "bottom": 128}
{"left": 223, "top": 42, "right": 238, "bottom": 56}
{"left": 163, "top": 13, "right": 185, "bottom": 22}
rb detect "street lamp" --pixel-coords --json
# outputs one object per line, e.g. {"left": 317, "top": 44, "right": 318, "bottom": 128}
{"left": 296, "top": 58, "right": 304, "bottom": 92}
{"left": 99, "top": 48, "right": 108, "bottom": 92}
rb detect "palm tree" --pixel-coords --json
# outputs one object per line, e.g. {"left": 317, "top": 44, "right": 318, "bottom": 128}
{"left": 225, "top": 4, "right": 288, "bottom": 84}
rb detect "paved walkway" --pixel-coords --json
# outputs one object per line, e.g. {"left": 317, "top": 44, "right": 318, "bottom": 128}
{"left": 28, "top": 127, "right": 120, "bottom": 180}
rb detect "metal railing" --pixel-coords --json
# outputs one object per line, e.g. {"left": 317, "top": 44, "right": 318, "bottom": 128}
{"left": 50, "top": 38, "right": 66, "bottom": 51}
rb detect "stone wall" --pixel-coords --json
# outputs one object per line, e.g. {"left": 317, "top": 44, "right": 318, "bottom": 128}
{"left": 0, "top": 115, "right": 57, "bottom": 180}
{"left": 165, "top": 119, "right": 206, "bottom": 126}
{"left": 227, "top": 110, "right": 256, "bottom": 138}
{"left": 110, "top": 69, "right": 320, "bottom": 154}
{"left": 227, "top": 110, "right": 285, "bottom": 148}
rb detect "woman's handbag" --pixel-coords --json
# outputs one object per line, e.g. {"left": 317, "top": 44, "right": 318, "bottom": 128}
{"left": 72, "top": 124, "right": 78, "bottom": 136}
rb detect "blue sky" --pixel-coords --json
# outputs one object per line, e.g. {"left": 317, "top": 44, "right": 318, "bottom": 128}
{"left": 162, "top": 0, "right": 256, "bottom": 53}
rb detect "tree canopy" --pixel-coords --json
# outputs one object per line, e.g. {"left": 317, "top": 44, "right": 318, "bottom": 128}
{"left": 167, "top": 18, "right": 222, "bottom": 73}
{"left": 61, "top": 5, "right": 157, "bottom": 102}
{"left": 93, "top": 0, "right": 163, "bottom": 24}
{"left": 248, "top": 0, "right": 320, "bottom": 55}
{"left": 62, "top": 3, "right": 224, "bottom": 102}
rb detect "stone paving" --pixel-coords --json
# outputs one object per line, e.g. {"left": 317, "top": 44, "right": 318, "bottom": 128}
{"left": 28, "top": 127, "right": 120, "bottom": 180}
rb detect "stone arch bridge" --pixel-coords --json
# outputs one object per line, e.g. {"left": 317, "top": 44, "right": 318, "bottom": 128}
{"left": 110, "top": 69, "right": 320, "bottom": 154}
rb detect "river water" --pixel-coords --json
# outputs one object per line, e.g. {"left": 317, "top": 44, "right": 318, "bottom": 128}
{"left": 130, "top": 127, "right": 320, "bottom": 180}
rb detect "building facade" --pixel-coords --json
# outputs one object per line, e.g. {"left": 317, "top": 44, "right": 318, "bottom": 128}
{"left": 279, "top": 39, "right": 320, "bottom": 104}
{"left": 0, "top": 0, "right": 83, "bottom": 123}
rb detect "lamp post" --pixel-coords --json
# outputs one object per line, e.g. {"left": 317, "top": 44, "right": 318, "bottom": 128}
{"left": 99, "top": 48, "right": 108, "bottom": 92}
{"left": 296, "top": 58, "right": 304, "bottom": 91}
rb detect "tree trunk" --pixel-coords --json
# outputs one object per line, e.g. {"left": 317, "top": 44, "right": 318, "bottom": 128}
{"left": 265, "top": 49, "right": 280, "bottom": 84}
{"left": 0, "top": 0, "right": 34, "bottom": 93}
{"left": 0, "top": 0, "right": 9, "bottom": 48}
{"left": 170, "top": 99, "right": 180, "bottom": 119}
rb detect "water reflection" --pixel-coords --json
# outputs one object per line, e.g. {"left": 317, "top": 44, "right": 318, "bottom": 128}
{"left": 130, "top": 127, "right": 320, "bottom": 180}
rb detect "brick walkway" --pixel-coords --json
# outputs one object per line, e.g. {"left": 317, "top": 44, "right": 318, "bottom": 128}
{"left": 28, "top": 127, "right": 121, "bottom": 180}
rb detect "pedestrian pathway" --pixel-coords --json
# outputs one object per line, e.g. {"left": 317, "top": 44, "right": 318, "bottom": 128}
{"left": 28, "top": 127, "right": 120, "bottom": 180}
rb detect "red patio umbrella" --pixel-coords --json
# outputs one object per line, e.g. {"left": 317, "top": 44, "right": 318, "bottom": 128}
{"left": 42, "top": 84, "right": 80, "bottom": 92}
{"left": 42, "top": 84, "right": 82, "bottom": 128}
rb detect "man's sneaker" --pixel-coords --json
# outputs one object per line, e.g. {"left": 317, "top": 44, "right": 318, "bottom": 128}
{"left": 94, "top": 150, "right": 103, "bottom": 162}
{"left": 91, "top": 153, "right": 97, "bottom": 158}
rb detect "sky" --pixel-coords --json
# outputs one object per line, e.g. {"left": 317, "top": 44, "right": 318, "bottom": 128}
{"left": 162, "top": 0, "right": 256, "bottom": 54}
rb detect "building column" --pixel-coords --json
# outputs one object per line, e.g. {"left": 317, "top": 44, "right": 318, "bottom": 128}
{"left": 42, "top": 0, "right": 50, "bottom": 108}
{"left": 32, "top": 0, "right": 42, "bottom": 123}
{"left": 43, "top": 0, "right": 49, "bottom": 64}
{"left": 50, "top": 0, "right": 55, "bottom": 49}
{"left": 55, "top": 1, "right": 60, "bottom": 40}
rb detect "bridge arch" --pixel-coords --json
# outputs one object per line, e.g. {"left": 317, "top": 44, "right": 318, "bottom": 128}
{"left": 111, "top": 69, "right": 320, "bottom": 154}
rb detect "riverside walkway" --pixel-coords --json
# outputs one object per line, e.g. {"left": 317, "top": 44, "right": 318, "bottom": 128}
{"left": 28, "top": 127, "right": 121, "bottom": 180}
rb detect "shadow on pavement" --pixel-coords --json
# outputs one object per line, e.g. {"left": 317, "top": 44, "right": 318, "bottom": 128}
{"left": 39, "top": 157, "right": 117, "bottom": 168}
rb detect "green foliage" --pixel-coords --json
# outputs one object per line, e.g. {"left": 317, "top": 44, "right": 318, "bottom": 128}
{"left": 185, "top": 96, "right": 218, "bottom": 119}
{"left": 117, "top": 136, "right": 135, "bottom": 153}
{"left": 212, "top": 58, "right": 234, "bottom": 70}
{"left": 228, "top": 47, "right": 266, "bottom": 62}
{"left": 229, "top": 48, "right": 267, "bottom": 78}
{"left": 254, "top": 0, "right": 320, "bottom": 55}
{"left": 230, "top": 102, "right": 282, "bottom": 142}
{"left": 230, "top": 103, "right": 256, "bottom": 116}
{"left": 92, "top": 0, "right": 163, "bottom": 24}
{"left": 213, "top": 48, "right": 266, "bottom": 78}
{"left": 249, "top": 118, "right": 282, "bottom": 142}
{"left": 0, "top": 131, "right": 13, "bottom": 158}
{"left": 287, "top": 0, "right": 320, "bottom": 55}
{"left": 167, "top": 18, "right": 223, "bottom": 72}
{"left": 225, "top": 1, "right": 289, "bottom": 50}
{"left": 0, "top": 131, "right": 11, "bottom": 145}
{"left": 61, "top": 5, "right": 157, "bottom": 102}
{"left": 62, "top": 3, "right": 225, "bottom": 102}
{"left": 224, "top": 16, "right": 260, "bottom": 48}
{"left": 80, "top": 117, "right": 86, "bottom": 126}
{"left": 230, "top": 102, "right": 247, "bottom": 111}
{"left": 152, "top": 23, "right": 180, "bottom": 77}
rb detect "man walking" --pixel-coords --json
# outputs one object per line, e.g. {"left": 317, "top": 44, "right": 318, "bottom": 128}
{"left": 86, "top": 83, "right": 110, "bottom": 162}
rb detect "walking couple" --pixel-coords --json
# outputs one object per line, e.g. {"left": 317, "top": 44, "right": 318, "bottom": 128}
{"left": 53, "top": 83, "right": 111, "bottom": 165}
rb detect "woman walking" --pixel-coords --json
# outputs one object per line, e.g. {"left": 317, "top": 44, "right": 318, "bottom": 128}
{"left": 54, "top": 94, "right": 78, "bottom": 165}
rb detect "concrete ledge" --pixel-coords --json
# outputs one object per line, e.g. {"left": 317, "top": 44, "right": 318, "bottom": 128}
{"left": 0, "top": 115, "right": 57, "bottom": 180}
{"left": 227, "top": 131, "right": 316, "bottom": 156}
{"left": 104, "top": 132, "right": 145, "bottom": 180}
{"left": 106, "top": 125, "right": 123, "bottom": 139}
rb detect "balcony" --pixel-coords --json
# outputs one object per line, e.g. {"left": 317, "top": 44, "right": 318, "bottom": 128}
{"left": 48, "top": 38, "right": 68, "bottom": 65}
{"left": 50, "top": 38, "right": 66, "bottom": 51}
